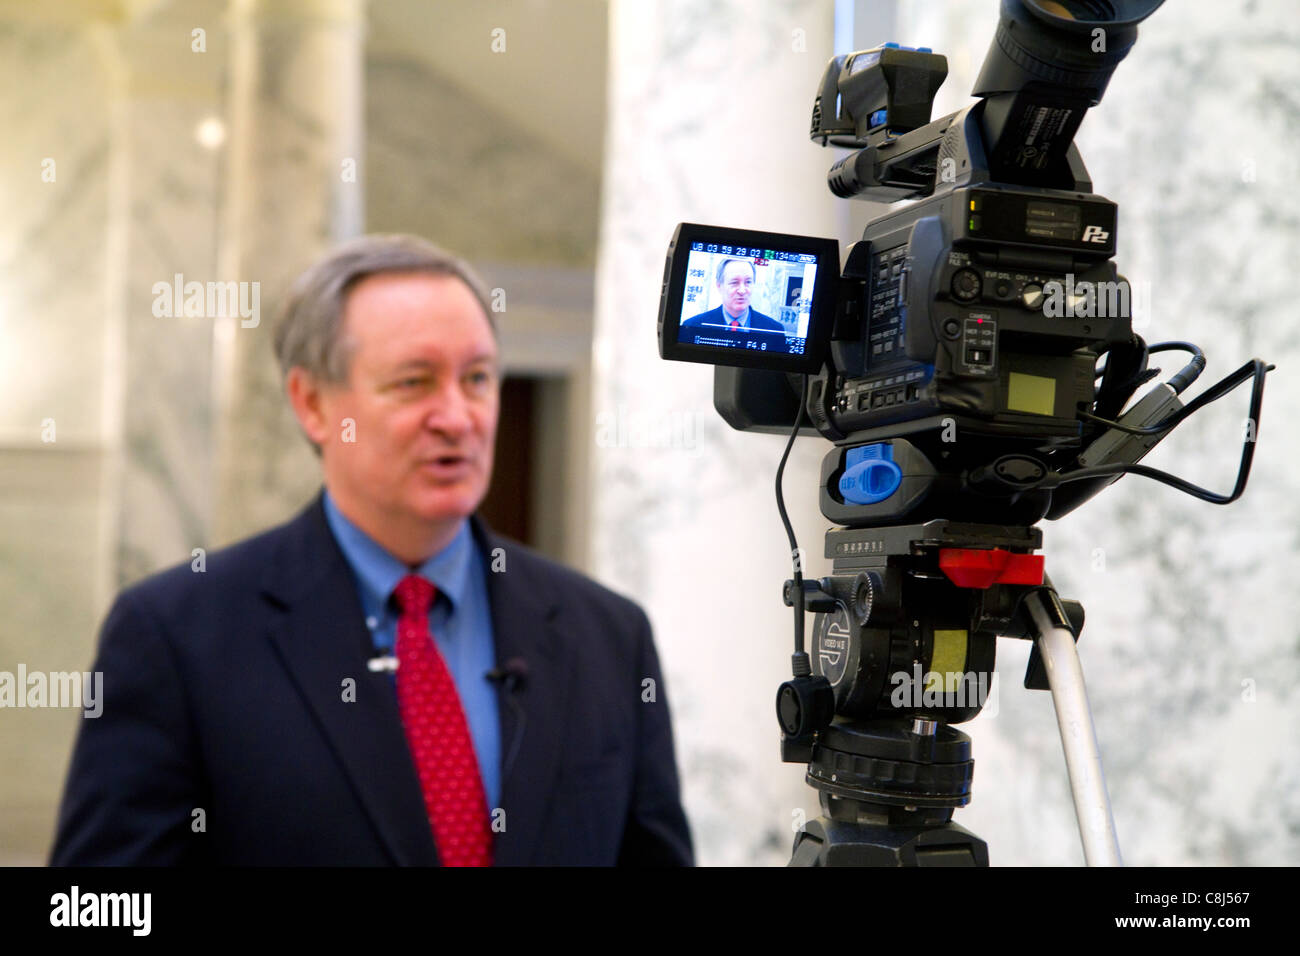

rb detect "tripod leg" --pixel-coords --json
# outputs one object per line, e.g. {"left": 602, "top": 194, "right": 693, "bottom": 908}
{"left": 1024, "top": 589, "right": 1123, "bottom": 866}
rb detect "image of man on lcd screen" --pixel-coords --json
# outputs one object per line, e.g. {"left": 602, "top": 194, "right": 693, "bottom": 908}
{"left": 681, "top": 258, "right": 788, "bottom": 345}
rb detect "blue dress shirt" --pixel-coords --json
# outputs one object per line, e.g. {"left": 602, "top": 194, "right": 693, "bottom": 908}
{"left": 321, "top": 489, "right": 501, "bottom": 812}
{"left": 723, "top": 306, "right": 750, "bottom": 328}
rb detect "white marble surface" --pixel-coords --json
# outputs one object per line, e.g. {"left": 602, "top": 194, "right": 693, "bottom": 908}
{"left": 0, "top": 2, "right": 235, "bottom": 863}
{"left": 366, "top": 57, "right": 602, "bottom": 269}
{"left": 113, "top": 17, "right": 228, "bottom": 587}
{"left": 0, "top": 20, "right": 111, "bottom": 448}
{"left": 594, "top": 0, "right": 1300, "bottom": 865}
{"left": 593, "top": 0, "right": 843, "bottom": 865}
{"left": 210, "top": 0, "right": 366, "bottom": 546}
{"left": 0, "top": 17, "right": 120, "bottom": 864}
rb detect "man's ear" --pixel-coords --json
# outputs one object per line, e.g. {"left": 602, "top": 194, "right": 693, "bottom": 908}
{"left": 285, "top": 367, "right": 334, "bottom": 449}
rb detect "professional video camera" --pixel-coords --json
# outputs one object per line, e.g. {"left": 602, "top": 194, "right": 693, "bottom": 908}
{"left": 658, "top": 0, "right": 1271, "bottom": 866}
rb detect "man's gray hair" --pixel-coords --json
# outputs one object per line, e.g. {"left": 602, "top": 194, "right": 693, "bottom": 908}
{"left": 714, "top": 256, "right": 756, "bottom": 286}
{"left": 273, "top": 233, "right": 495, "bottom": 387}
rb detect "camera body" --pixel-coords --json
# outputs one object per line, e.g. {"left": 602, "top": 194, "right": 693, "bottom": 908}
{"left": 814, "top": 134, "right": 1129, "bottom": 444}
{"left": 657, "top": 25, "right": 1155, "bottom": 530}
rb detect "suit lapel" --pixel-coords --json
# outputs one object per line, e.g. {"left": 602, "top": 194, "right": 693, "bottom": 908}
{"left": 261, "top": 492, "right": 439, "bottom": 866}
{"left": 470, "top": 516, "right": 568, "bottom": 866}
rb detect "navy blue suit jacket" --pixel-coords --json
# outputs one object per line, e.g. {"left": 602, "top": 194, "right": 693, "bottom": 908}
{"left": 679, "top": 306, "right": 789, "bottom": 355}
{"left": 49, "top": 491, "right": 693, "bottom": 866}
{"left": 681, "top": 305, "right": 785, "bottom": 334}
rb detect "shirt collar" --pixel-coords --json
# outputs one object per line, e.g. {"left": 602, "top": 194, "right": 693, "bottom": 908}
{"left": 322, "top": 487, "right": 475, "bottom": 616}
{"left": 725, "top": 306, "right": 749, "bottom": 328}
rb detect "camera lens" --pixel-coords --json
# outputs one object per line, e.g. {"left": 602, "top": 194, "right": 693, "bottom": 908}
{"left": 975, "top": 0, "right": 1165, "bottom": 103}
{"left": 1029, "top": 1, "right": 1112, "bottom": 20}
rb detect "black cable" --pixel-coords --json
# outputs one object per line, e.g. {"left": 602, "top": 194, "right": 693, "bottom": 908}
{"left": 1080, "top": 358, "right": 1271, "bottom": 437}
{"left": 1053, "top": 358, "right": 1271, "bottom": 504}
{"left": 1153, "top": 341, "right": 1206, "bottom": 394}
{"left": 1094, "top": 341, "right": 1204, "bottom": 392}
{"left": 776, "top": 375, "right": 811, "bottom": 675}
{"left": 1149, "top": 341, "right": 1204, "bottom": 360}
{"left": 1092, "top": 335, "right": 1154, "bottom": 422}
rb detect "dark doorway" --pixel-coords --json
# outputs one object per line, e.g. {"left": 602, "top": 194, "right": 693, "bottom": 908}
{"left": 479, "top": 376, "right": 536, "bottom": 546}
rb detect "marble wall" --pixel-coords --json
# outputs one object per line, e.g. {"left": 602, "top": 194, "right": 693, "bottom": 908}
{"left": 0, "top": 0, "right": 258, "bottom": 864}
{"left": 210, "top": 0, "right": 366, "bottom": 545}
{"left": 0, "top": 14, "right": 134, "bottom": 865}
{"left": 592, "top": 0, "right": 843, "bottom": 866}
{"left": 592, "top": 0, "right": 1300, "bottom": 865}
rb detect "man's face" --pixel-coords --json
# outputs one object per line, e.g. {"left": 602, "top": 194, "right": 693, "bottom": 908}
{"left": 718, "top": 261, "right": 754, "bottom": 318}
{"left": 310, "top": 272, "right": 499, "bottom": 536}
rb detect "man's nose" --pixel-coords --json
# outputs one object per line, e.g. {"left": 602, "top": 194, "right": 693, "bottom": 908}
{"left": 424, "top": 383, "right": 474, "bottom": 438}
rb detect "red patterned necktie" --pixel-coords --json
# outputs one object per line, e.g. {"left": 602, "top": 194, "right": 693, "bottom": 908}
{"left": 392, "top": 574, "right": 493, "bottom": 866}
{"left": 729, "top": 319, "right": 739, "bottom": 329}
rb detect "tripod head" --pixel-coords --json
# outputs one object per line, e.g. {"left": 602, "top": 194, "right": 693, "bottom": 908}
{"left": 777, "top": 520, "right": 1086, "bottom": 866}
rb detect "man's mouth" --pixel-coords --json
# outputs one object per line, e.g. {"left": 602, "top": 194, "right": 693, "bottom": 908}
{"left": 419, "top": 454, "right": 473, "bottom": 478}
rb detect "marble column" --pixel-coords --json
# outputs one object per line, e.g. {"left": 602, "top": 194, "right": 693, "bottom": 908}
{"left": 211, "top": 0, "right": 365, "bottom": 544}
{"left": 592, "top": 0, "right": 841, "bottom": 865}
{"left": 112, "top": 4, "right": 229, "bottom": 590}
{"left": 0, "top": 9, "right": 120, "bottom": 866}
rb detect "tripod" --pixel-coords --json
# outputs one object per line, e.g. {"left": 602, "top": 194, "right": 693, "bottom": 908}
{"left": 780, "top": 519, "right": 1121, "bottom": 866}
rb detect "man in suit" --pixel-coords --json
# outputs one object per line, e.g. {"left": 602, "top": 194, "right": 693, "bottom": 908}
{"left": 49, "top": 234, "right": 693, "bottom": 866}
{"left": 680, "top": 257, "right": 788, "bottom": 354}
{"left": 681, "top": 256, "right": 786, "bottom": 333}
